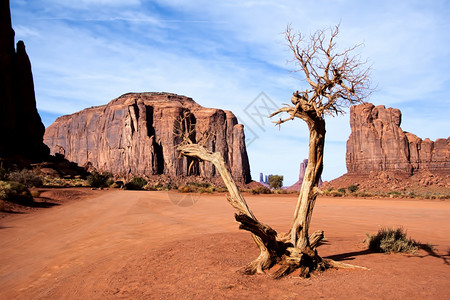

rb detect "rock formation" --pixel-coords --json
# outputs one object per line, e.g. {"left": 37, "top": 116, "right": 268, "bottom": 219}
{"left": 44, "top": 92, "right": 251, "bottom": 183}
{"left": 287, "top": 159, "right": 322, "bottom": 191}
{"left": 0, "top": 0, "right": 49, "bottom": 162}
{"left": 346, "top": 103, "right": 449, "bottom": 175}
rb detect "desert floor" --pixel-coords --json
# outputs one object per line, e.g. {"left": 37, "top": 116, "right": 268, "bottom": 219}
{"left": 1, "top": 189, "right": 449, "bottom": 299}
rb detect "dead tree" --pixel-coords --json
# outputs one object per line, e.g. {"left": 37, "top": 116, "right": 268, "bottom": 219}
{"left": 177, "top": 24, "right": 372, "bottom": 278}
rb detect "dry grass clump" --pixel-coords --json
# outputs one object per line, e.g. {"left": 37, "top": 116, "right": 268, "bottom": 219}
{"left": 42, "top": 176, "right": 87, "bottom": 187}
{"left": 365, "top": 227, "right": 428, "bottom": 254}
{"left": 177, "top": 182, "right": 215, "bottom": 193}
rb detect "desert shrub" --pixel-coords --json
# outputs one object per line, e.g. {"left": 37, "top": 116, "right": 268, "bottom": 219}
{"left": 86, "top": 172, "right": 111, "bottom": 188}
{"left": 214, "top": 186, "right": 228, "bottom": 193}
{"left": 131, "top": 177, "right": 147, "bottom": 188}
{"left": 150, "top": 182, "right": 177, "bottom": 191}
{"left": 355, "top": 191, "right": 373, "bottom": 198}
{"left": 337, "top": 187, "right": 346, "bottom": 194}
{"left": 251, "top": 186, "right": 272, "bottom": 195}
{"left": 347, "top": 184, "right": 359, "bottom": 193}
{"left": 388, "top": 191, "right": 401, "bottom": 198}
{"left": 198, "top": 186, "right": 215, "bottom": 193}
{"left": 143, "top": 184, "right": 157, "bottom": 191}
{"left": 329, "top": 190, "right": 344, "bottom": 197}
{"left": 110, "top": 182, "right": 120, "bottom": 189}
{"left": 30, "top": 190, "right": 41, "bottom": 198}
{"left": 8, "top": 169, "right": 43, "bottom": 188}
{"left": 365, "top": 227, "right": 420, "bottom": 253}
{"left": 178, "top": 185, "right": 196, "bottom": 193}
{"left": 0, "top": 181, "right": 33, "bottom": 203}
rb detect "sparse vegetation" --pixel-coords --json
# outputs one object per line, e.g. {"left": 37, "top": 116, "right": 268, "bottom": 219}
{"left": 337, "top": 187, "right": 346, "bottom": 194}
{"left": 251, "top": 186, "right": 272, "bottom": 195}
{"left": 110, "top": 181, "right": 124, "bottom": 189}
{"left": 268, "top": 175, "right": 283, "bottom": 190}
{"left": 347, "top": 185, "right": 359, "bottom": 193}
{"left": 124, "top": 176, "right": 148, "bottom": 190}
{"left": 0, "top": 180, "right": 33, "bottom": 203}
{"left": 177, "top": 182, "right": 214, "bottom": 193}
{"left": 42, "top": 176, "right": 87, "bottom": 187}
{"left": 178, "top": 185, "right": 196, "bottom": 193}
{"left": 7, "top": 169, "right": 43, "bottom": 188}
{"left": 87, "top": 171, "right": 112, "bottom": 188}
{"left": 365, "top": 227, "right": 425, "bottom": 254}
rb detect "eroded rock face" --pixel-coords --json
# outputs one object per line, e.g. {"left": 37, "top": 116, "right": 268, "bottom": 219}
{"left": 0, "top": 0, "right": 49, "bottom": 161}
{"left": 346, "top": 103, "right": 449, "bottom": 174}
{"left": 44, "top": 93, "right": 251, "bottom": 183}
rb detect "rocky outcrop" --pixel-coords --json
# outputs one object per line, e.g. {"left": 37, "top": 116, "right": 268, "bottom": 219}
{"left": 0, "top": 0, "right": 49, "bottom": 162}
{"left": 346, "top": 103, "right": 449, "bottom": 175}
{"left": 287, "top": 159, "right": 322, "bottom": 191}
{"left": 44, "top": 92, "right": 251, "bottom": 183}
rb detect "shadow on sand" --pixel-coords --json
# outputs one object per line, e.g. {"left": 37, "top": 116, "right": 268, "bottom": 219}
{"left": 325, "top": 246, "right": 450, "bottom": 265}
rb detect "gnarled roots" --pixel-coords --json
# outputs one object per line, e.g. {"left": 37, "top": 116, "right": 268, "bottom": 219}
{"left": 236, "top": 213, "right": 367, "bottom": 279}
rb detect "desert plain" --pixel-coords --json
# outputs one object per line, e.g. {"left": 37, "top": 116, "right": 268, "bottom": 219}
{"left": 0, "top": 188, "right": 449, "bottom": 299}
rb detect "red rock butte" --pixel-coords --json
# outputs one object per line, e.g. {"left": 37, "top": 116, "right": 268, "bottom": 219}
{"left": 324, "top": 102, "right": 449, "bottom": 191}
{"left": 346, "top": 103, "right": 449, "bottom": 175}
{"left": 44, "top": 92, "right": 251, "bottom": 184}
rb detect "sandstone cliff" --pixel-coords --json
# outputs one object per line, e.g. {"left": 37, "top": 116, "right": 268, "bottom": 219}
{"left": 346, "top": 103, "right": 449, "bottom": 175}
{"left": 44, "top": 93, "right": 251, "bottom": 183}
{"left": 0, "top": 0, "right": 49, "bottom": 162}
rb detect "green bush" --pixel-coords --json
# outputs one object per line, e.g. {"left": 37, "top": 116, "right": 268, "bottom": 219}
{"left": 251, "top": 186, "right": 272, "bottom": 195}
{"left": 86, "top": 171, "right": 111, "bottom": 188}
{"left": 0, "top": 181, "right": 33, "bottom": 203}
{"left": 8, "top": 169, "right": 43, "bottom": 188}
{"left": 131, "top": 176, "right": 147, "bottom": 188}
{"left": 347, "top": 184, "right": 359, "bottom": 193}
{"left": 365, "top": 227, "right": 419, "bottom": 253}
{"left": 268, "top": 175, "right": 283, "bottom": 190}
{"left": 337, "top": 188, "right": 346, "bottom": 194}
{"left": 124, "top": 177, "right": 147, "bottom": 190}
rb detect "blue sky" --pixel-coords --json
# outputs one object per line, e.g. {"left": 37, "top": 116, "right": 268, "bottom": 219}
{"left": 11, "top": 0, "right": 450, "bottom": 185}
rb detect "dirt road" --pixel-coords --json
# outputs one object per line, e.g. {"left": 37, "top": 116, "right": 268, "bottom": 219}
{"left": 1, "top": 190, "right": 449, "bottom": 299}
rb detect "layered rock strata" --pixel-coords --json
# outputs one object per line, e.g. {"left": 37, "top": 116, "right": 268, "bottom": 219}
{"left": 44, "top": 93, "right": 251, "bottom": 183}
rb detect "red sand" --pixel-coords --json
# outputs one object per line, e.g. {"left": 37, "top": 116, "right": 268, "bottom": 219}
{"left": 1, "top": 190, "right": 449, "bottom": 299}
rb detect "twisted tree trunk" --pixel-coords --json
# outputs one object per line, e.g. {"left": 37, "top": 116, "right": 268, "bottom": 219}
{"left": 177, "top": 135, "right": 366, "bottom": 278}
{"left": 290, "top": 117, "right": 325, "bottom": 249}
